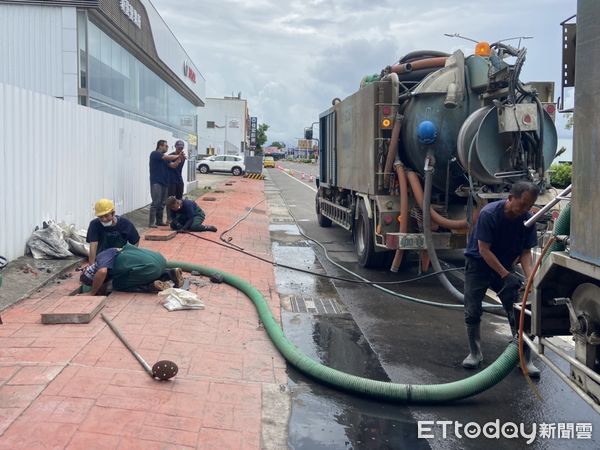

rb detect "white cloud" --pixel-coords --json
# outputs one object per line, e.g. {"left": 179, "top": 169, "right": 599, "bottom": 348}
{"left": 154, "top": 0, "right": 576, "bottom": 146}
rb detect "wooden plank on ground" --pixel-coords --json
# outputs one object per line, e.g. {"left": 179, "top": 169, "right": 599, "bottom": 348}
{"left": 145, "top": 229, "right": 177, "bottom": 241}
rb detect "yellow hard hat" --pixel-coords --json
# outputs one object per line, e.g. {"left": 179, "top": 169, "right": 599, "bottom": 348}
{"left": 95, "top": 198, "right": 115, "bottom": 217}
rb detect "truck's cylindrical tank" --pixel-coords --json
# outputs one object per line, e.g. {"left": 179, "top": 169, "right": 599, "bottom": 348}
{"left": 399, "top": 53, "right": 557, "bottom": 192}
{"left": 456, "top": 106, "right": 557, "bottom": 185}
{"left": 401, "top": 94, "right": 471, "bottom": 190}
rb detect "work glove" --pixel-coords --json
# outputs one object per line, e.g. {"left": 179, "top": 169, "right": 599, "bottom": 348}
{"left": 498, "top": 272, "right": 522, "bottom": 296}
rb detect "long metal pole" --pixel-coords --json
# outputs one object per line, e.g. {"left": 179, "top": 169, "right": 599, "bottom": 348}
{"left": 224, "top": 115, "right": 228, "bottom": 154}
{"left": 524, "top": 185, "right": 572, "bottom": 227}
{"left": 101, "top": 313, "right": 153, "bottom": 375}
{"left": 523, "top": 336, "right": 600, "bottom": 414}
{"left": 540, "top": 337, "right": 600, "bottom": 385}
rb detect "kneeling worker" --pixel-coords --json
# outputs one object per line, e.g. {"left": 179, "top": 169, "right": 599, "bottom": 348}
{"left": 166, "top": 196, "right": 217, "bottom": 232}
{"left": 80, "top": 244, "right": 184, "bottom": 296}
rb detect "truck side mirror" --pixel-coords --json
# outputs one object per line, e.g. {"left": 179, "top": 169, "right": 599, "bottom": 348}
{"left": 304, "top": 129, "right": 313, "bottom": 140}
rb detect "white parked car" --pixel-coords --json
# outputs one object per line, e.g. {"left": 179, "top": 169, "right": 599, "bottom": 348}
{"left": 197, "top": 155, "right": 245, "bottom": 176}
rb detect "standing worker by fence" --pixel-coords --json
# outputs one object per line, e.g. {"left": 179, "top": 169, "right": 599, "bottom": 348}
{"left": 149, "top": 140, "right": 185, "bottom": 228}
{"left": 168, "top": 140, "right": 186, "bottom": 200}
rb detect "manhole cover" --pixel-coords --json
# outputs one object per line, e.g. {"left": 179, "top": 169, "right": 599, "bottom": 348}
{"left": 289, "top": 296, "right": 345, "bottom": 314}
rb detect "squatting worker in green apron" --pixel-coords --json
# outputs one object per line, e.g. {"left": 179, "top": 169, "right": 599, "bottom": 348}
{"left": 85, "top": 199, "right": 140, "bottom": 267}
{"left": 80, "top": 244, "right": 184, "bottom": 296}
{"left": 166, "top": 196, "right": 218, "bottom": 232}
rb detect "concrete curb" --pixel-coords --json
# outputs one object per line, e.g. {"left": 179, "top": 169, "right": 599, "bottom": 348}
{"left": 0, "top": 256, "right": 81, "bottom": 312}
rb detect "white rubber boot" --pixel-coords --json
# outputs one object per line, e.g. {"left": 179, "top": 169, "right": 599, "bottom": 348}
{"left": 462, "top": 324, "right": 483, "bottom": 369}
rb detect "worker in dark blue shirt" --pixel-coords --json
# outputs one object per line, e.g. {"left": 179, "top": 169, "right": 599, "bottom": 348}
{"left": 166, "top": 197, "right": 217, "bottom": 232}
{"left": 167, "top": 140, "right": 186, "bottom": 220}
{"left": 462, "top": 181, "right": 541, "bottom": 378}
{"left": 86, "top": 198, "right": 140, "bottom": 267}
{"left": 149, "top": 140, "right": 184, "bottom": 228}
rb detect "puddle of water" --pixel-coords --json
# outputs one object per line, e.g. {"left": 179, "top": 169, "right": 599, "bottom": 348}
{"left": 270, "top": 219, "right": 428, "bottom": 450}
{"left": 283, "top": 312, "right": 430, "bottom": 450}
{"left": 272, "top": 243, "right": 337, "bottom": 298}
{"left": 269, "top": 224, "right": 301, "bottom": 235}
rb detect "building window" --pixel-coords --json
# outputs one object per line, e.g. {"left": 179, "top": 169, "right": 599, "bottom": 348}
{"left": 86, "top": 20, "right": 196, "bottom": 135}
{"left": 207, "top": 121, "right": 215, "bottom": 128}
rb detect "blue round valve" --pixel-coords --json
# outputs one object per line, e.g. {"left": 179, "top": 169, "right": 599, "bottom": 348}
{"left": 417, "top": 120, "right": 437, "bottom": 145}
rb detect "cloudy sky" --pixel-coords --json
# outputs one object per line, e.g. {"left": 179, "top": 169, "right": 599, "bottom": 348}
{"left": 154, "top": 0, "right": 576, "bottom": 148}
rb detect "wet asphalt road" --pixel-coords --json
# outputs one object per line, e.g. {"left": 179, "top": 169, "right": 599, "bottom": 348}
{"left": 265, "top": 163, "right": 600, "bottom": 449}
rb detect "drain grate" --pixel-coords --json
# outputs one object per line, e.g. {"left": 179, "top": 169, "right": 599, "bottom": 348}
{"left": 289, "top": 295, "right": 345, "bottom": 314}
{"left": 271, "top": 217, "right": 295, "bottom": 223}
{"left": 245, "top": 207, "right": 267, "bottom": 215}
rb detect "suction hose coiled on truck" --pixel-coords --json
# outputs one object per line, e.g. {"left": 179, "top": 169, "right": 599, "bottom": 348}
{"left": 167, "top": 260, "right": 519, "bottom": 403}
{"left": 544, "top": 203, "right": 571, "bottom": 260}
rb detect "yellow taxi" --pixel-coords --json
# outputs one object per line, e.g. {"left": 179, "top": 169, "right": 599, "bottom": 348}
{"left": 263, "top": 156, "right": 276, "bottom": 168}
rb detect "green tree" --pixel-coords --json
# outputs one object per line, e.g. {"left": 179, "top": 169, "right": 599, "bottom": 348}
{"left": 256, "top": 123, "right": 269, "bottom": 152}
{"left": 564, "top": 113, "right": 574, "bottom": 130}
{"left": 549, "top": 163, "right": 572, "bottom": 188}
{"left": 270, "top": 141, "right": 286, "bottom": 149}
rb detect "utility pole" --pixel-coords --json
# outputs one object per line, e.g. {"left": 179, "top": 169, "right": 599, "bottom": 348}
{"left": 224, "top": 115, "right": 228, "bottom": 154}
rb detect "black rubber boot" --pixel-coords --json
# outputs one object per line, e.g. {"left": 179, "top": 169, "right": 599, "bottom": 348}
{"left": 155, "top": 210, "right": 167, "bottom": 226}
{"left": 462, "top": 324, "right": 483, "bottom": 369}
{"left": 149, "top": 210, "right": 157, "bottom": 228}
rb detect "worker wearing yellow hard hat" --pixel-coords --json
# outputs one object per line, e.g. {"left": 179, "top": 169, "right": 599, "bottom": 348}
{"left": 85, "top": 198, "right": 140, "bottom": 266}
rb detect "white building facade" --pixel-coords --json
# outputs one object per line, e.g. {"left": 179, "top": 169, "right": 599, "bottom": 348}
{"left": 0, "top": 0, "right": 205, "bottom": 145}
{"left": 197, "top": 97, "right": 249, "bottom": 156}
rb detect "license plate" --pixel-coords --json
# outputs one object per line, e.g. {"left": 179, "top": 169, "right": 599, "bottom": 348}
{"left": 398, "top": 233, "right": 425, "bottom": 249}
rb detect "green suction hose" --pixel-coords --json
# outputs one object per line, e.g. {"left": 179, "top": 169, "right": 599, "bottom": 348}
{"left": 544, "top": 203, "right": 571, "bottom": 260}
{"left": 168, "top": 260, "right": 519, "bottom": 403}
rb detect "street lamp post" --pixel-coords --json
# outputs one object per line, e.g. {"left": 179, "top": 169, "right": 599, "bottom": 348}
{"left": 224, "top": 115, "right": 228, "bottom": 155}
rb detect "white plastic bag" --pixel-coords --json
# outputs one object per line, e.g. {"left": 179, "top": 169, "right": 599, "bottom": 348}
{"left": 26, "top": 221, "right": 73, "bottom": 259}
{"left": 57, "top": 222, "right": 89, "bottom": 257}
{"left": 158, "top": 288, "right": 205, "bottom": 311}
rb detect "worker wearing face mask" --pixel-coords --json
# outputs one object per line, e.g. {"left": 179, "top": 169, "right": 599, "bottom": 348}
{"left": 85, "top": 198, "right": 140, "bottom": 267}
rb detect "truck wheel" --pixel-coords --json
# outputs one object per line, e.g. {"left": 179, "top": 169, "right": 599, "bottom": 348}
{"left": 355, "top": 200, "right": 384, "bottom": 268}
{"left": 316, "top": 195, "right": 332, "bottom": 227}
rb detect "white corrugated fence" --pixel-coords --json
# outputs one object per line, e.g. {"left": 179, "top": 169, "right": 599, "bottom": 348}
{"left": 0, "top": 82, "right": 178, "bottom": 260}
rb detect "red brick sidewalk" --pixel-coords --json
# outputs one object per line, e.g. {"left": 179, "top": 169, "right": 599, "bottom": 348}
{"left": 0, "top": 178, "right": 286, "bottom": 449}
